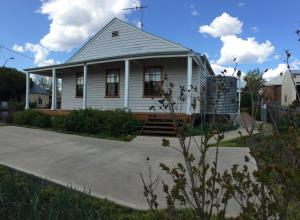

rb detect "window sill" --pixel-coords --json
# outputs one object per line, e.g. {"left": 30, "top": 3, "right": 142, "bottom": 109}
{"left": 105, "top": 96, "right": 120, "bottom": 98}
{"left": 143, "top": 95, "right": 162, "bottom": 98}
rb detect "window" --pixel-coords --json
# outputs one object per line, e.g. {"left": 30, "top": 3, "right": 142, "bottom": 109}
{"left": 38, "top": 97, "right": 43, "bottom": 105}
{"left": 106, "top": 69, "right": 120, "bottom": 97}
{"left": 285, "top": 95, "right": 287, "bottom": 103}
{"left": 76, "top": 73, "right": 84, "bottom": 97}
{"left": 144, "top": 66, "right": 162, "bottom": 97}
{"left": 112, "top": 31, "right": 119, "bottom": 37}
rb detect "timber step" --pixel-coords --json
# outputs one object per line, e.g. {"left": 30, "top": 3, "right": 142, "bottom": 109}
{"left": 141, "top": 130, "right": 176, "bottom": 136}
{"left": 140, "top": 117, "right": 184, "bottom": 136}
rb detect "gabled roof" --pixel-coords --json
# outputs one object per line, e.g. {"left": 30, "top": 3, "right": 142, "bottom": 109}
{"left": 30, "top": 83, "right": 48, "bottom": 95}
{"left": 67, "top": 17, "right": 191, "bottom": 63}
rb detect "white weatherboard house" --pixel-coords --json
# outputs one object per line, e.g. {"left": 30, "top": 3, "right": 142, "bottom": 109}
{"left": 24, "top": 18, "right": 214, "bottom": 120}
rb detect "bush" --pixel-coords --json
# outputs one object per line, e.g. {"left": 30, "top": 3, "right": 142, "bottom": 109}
{"left": 52, "top": 116, "right": 66, "bottom": 130}
{"left": 12, "top": 110, "right": 51, "bottom": 128}
{"left": 12, "top": 109, "right": 141, "bottom": 138}
{"left": 8, "top": 101, "right": 25, "bottom": 112}
{"left": 63, "top": 109, "right": 140, "bottom": 137}
{"left": 241, "top": 92, "right": 252, "bottom": 108}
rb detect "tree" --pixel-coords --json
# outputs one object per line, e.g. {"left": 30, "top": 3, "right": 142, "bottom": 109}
{"left": 0, "top": 67, "right": 33, "bottom": 101}
{"left": 141, "top": 63, "right": 300, "bottom": 219}
{"left": 34, "top": 75, "right": 52, "bottom": 95}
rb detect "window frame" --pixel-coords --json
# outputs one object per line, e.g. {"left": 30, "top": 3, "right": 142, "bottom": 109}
{"left": 105, "top": 68, "right": 120, "bottom": 98}
{"left": 38, "top": 96, "right": 43, "bottom": 105}
{"left": 75, "top": 72, "right": 84, "bottom": 98}
{"left": 143, "top": 66, "right": 163, "bottom": 98}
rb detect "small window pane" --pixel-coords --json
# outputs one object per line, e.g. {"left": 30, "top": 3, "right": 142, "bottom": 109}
{"left": 144, "top": 67, "right": 162, "bottom": 96}
{"left": 106, "top": 69, "right": 119, "bottom": 97}
{"left": 76, "top": 73, "right": 83, "bottom": 97}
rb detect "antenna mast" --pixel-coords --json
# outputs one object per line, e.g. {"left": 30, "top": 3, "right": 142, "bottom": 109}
{"left": 123, "top": 2, "right": 147, "bottom": 30}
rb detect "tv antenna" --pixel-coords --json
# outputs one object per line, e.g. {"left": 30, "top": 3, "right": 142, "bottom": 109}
{"left": 123, "top": 2, "right": 147, "bottom": 30}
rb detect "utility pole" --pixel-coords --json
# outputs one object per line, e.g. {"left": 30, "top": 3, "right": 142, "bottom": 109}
{"left": 123, "top": 2, "right": 147, "bottom": 30}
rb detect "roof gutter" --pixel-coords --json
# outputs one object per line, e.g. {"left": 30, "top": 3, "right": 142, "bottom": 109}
{"left": 24, "top": 51, "right": 190, "bottom": 73}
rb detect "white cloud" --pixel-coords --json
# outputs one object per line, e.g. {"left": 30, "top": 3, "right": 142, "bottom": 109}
{"left": 237, "top": 2, "right": 245, "bottom": 7}
{"left": 189, "top": 4, "right": 198, "bottom": 16}
{"left": 38, "top": 0, "right": 139, "bottom": 52}
{"left": 217, "top": 35, "right": 275, "bottom": 65}
{"left": 12, "top": 44, "right": 25, "bottom": 52}
{"left": 136, "top": 21, "right": 142, "bottom": 29}
{"left": 291, "top": 59, "right": 300, "bottom": 69}
{"left": 211, "top": 63, "right": 246, "bottom": 87}
{"left": 13, "top": 43, "right": 55, "bottom": 67}
{"left": 199, "top": 12, "right": 243, "bottom": 38}
{"left": 13, "top": 0, "right": 140, "bottom": 66}
{"left": 263, "top": 64, "right": 287, "bottom": 80}
{"left": 251, "top": 26, "right": 258, "bottom": 33}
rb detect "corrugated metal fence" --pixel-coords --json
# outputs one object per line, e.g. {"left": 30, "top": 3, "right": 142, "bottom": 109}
{"left": 264, "top": 104, "right": 295, "bottom": 124}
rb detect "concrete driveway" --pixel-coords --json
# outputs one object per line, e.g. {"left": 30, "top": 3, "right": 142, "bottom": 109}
{"left": 0, "top": 126, "right": 256, "bottom": 216}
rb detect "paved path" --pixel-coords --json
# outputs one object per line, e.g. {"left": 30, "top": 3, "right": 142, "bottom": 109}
{"left": 0, "top": 126, "right": 256, "bottom": 216}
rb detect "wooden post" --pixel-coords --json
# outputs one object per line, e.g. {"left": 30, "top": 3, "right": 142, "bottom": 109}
{"left": 186, "top": 56, "right": 193, "bottom": 115}
{"left": 25, "top": 72, "right": 30, "bottom": 109}
{"left": 124, "top": 59, "right": 130, "bottom": 110}
{"left": 51, "top": 68, "right": 57, "bottom": 110}
{"left": 83, "top": 63, "right": 88, "bottom": 109}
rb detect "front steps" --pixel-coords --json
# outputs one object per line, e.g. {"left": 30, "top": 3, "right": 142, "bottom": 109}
{"left": 140, "top": 115, "right": 184, "bottom": 136}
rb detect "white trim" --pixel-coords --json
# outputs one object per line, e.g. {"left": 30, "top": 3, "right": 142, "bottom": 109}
{"left": 186, "top": 56, "right": 193, "bottom": 115}
{"left": 51, "top": 68, "right": 57, "bottom": 110}
{"left": 27, "top": 64, "right": 84, "bottom": 73}
{"left": 124, "top": 59, "right": 129, "bottom": 110}
{"left": 25, "top": 72, "right": 30, "bottom": 109}
{"left": 83, "top": 64, "right": 88, "bottom": 109}
{"left": 87, "top": 54, "right": 188, "bottom": 66}
{"left": 238, "top": 77, "right": 241, "bottom": 116}
{"left": 27, "top": 54, "right": 189, "bottom": 75}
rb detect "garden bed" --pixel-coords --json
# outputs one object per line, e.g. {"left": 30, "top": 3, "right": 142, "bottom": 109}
{"left": 11, "top": 109, "right": 143, "bottom": 141}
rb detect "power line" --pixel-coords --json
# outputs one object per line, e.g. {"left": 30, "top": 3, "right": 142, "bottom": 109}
{"left": 0, "top": 44, "right": 52, "bottom": 66}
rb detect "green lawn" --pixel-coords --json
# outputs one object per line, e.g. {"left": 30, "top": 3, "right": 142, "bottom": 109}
{"left": 209, "top": 133, "right": 265, "bottom": 147}
{"left": 184, "top": 123, "right": 238, "bottom": 137}
{"left": 0, "top": 164, "right": 194, "bottom": 220}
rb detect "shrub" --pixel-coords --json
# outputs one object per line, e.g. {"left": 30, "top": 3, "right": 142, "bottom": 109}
{"left": 32, "top": 114, "right": 51, "bottom": 128}
{"left": 63, "top": 109, "right": 140, "bottom": 137}
{"left": 12, "top": 110, "right": 51, "bottom": 128}
{"left": 8, "top": 101, "right": 24, "bottom": 112}
{"left": 52, "top": 116, "right": 66, "bottom": 130}
{"left": 241, "top": 92, "right": 252, "bottom": 108}
{"left": 12, "top": 109, "right": 141, "bottom": 138}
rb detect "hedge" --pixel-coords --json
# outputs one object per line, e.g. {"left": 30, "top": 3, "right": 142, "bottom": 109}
{"left": 12, "top": 109, "right": 141, "bottom": 138}
{"left": 12, "top": 110, "right": 51, "bottom": 128}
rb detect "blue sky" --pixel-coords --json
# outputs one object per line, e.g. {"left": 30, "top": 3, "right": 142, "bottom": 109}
{"left": 0, "top": 0, "right": 299, "bottom": 80}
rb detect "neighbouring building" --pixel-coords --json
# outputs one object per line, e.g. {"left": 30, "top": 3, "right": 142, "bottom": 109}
{"left": 281, "top": 70, "right": 300, "bottom": 106}
{"left": 30, "top": 84, "right": 50, "bottom": 108}
{"left": 264, "top": 75, "right": 283, "bottom": 104}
